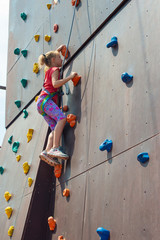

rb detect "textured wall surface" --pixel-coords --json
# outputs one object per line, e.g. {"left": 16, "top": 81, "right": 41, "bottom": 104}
{"left": 1, "top": 0, "right": 160, "bottom": 239}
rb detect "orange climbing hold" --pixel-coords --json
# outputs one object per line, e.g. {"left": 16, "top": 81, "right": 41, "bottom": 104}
{"left": 54, "top": 164, "right": 62, "bottom": 178}
{"left": 48, "top": 216, "right": 56, "bottom": 231}
{"left": 71, "top": 0, "right": 80, "bottom": 7}
{"left": 60, "top": 105, "right": 68, "bottom": 112}
{"left": 63, "top": 188, "right": 70, "bottom": 197}
{"left": 67, "top": 114, "right": 76, "bottom": 127}
{"left": 58, "top": 236, "right": 66, "bottom": 240}
{"left": 72, "top": 74, "right": 81, "bottom": 86}
{"left": 61, "top": 46, "right": 69, "bottom": 59}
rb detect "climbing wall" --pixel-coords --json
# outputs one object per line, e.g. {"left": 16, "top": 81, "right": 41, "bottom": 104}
{"left": 1, "top": 0, "right": 160, "bottom": 239}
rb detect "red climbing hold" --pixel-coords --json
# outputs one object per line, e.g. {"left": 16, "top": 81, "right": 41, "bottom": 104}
{"left": 53, "top": 24, "right": 59, "bottom": 33}
{"left": 48, "top": 216, "right": 56, "bottom": 231}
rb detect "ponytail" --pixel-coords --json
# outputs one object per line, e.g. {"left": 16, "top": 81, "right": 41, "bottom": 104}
{"left": 38, "top": 51, "right": 59, "bottom": 69}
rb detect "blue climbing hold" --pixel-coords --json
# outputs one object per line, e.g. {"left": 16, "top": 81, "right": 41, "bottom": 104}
{"left": 137, "top": 152, "right": 149, "bottom": 163}
{"left": 23, "top": 109, "right": 28, "bottom": 118}
{"left": 20, "top": 12, "right": 27, "bottom": 21}
{"left": 15, "top": 100, "right": 21, "bottom": 108}
{"left": 12, "top": 142, "right": 20, "bottom": 153}
{"left": 21, "top": 79, "right": 27, "bottom": 88}
{"left": 106, "top": 36, "right": 118, "bottom": 48}
{"left": 8, "top": 135, "right": 13, "bottom": 144}
{"left": 121, "top": 72, "right": 133, "bottom": 83}
{"left": 21, "top": 50, "right": 28, "bottom": 58}
{"left": 0, "top": 166, "right": 4, "bottom": 175}
{"left": 99, "top": 139, "right": 113, "bottom": 152}
{"left": 97, "top": 227, "right": 110, "bottom": 240}
{"left": 14, "top": 48, "right": 20, "bottom": 55}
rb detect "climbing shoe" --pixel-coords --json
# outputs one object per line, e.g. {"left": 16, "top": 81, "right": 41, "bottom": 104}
{"left": 47, "top": 148, "right": 69, "bottom": 160}
{"left": 39, "top": 151, "right": 60, "bottom": 166}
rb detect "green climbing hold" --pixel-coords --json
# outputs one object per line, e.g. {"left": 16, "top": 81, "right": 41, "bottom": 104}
{"left": 21, "top": 50, "right": 28, "bottom": 58}
{"left": 23, "top": 109, "right": 28, "bottom": 118}
{"left": 21, "top": 79, "right": 27, "bottom": 88}
{"left": 12, "top": 142, "right": 20, "bottom": 153}
{"left": 21, "top": 12, "right": 27, "bottom": 21}
{"left": 8, "top": 136, "right": 13, "bottom": 144}
{"left": 15, "top": 100, "right": 21, "bottom": 108}
{"left": 14, "top": 48, "right": 20, "bottom": 55}
{"left": 0, "top": 166, "right": 4, "bottom": 175}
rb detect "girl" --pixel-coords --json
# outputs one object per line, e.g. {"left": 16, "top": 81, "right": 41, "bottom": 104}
{"left": 37, "top": 45, "right": 77, "bottom": 165}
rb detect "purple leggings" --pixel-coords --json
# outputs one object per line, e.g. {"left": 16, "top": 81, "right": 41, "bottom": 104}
{"left": 37, "top": 95, "right": 66, "bottom": 131}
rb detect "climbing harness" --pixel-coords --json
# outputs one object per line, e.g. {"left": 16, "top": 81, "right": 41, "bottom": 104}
{"left": 40, "top": 87, "right": 58, "bottom": 116}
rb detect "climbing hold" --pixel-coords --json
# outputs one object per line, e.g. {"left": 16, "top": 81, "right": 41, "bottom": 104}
{"left": 12, "top": 141, "right": 20, "bottom": 153}
{"left": 8, "top": 226, "right": 14, "bottom": 237}
{"left": 99, "top": 139, "right": 113, "bottom": 152}
{"left": 20, "top": 12, "right": 27, "bottom": 21}
{"left": 21, "top": 79, "right": 27, "bottom": 88}
{"left": 106, "top": 36, "right": 118, "bottom": 48}
{"left": 5, "top": 207, "right": 13, "bottom": 219}
{"left": 61, "top": 46, "right": 69, "bottom": 59}
{"left": 67, "top": 114, "right": 76, "bottom": 127}
{"left": 33, "top": 63, "right": 39, "bottom": 74}
{"left": 54, "top": 164, "right": 62, "bottom": 178}
{"left": 72, "top": 74, "right": 81, "bottom": 86}
{"left": 14, "top": 48, "right": 20, "bottom": 55}
{"left": 8, "top": 135, "right": 13, "bottom": 144}
{"left": 53, "top": 24, "right": 59, "bottom": 33}
{"left": 121, "top": 72, "right": 133, "bottom": 84}
{"left": 28, "top": 177, "right": 33, "bottom": 187}
{"left": 58, "top": 236, "right": 66, "bottom": 240}
{"left": 23, "top": 109, "right": 28, "bottom": 118}
{"left": 4, "top": 191, "right": 12, "bottom": 202}
{"left": 44, "top": 35, "right": 51, "bottom": 42}
{"left": 35, "top": 95, "right": 39, "bottom": 102}
{"left": 0, "top": 166, "right": 4, "bottom": 175}
{"left": 60, "top": 105, "right": 68, "bottom": 112}
{"left": 48, "top": 216, "right": 56, "bottom": 231}
{"left": 23, "top": 162, "right": 30, "bottom": 174}
{"left": 16, "top": 155, "right": 21, "bottom": 162}
{"left": 137, "top": 152, "right": 149, "bottom": 163}
{"left": 21, "top": 49, "right": 28, "bottom": 57}
{"left": 71, "top": 0, "right": 80, "bottom": 7}
{"left": 63, "top": 188, "right": 70, "bottom": 197}
{"left": 14, "top": 100, "right": 21, "bottom": 108}
{"left": 47, "top": 4, "right": 52, "bottom": 9}
{"left": 34, "top": 34, "right": 40, "bottom": 42}
{"left": 97, "top": 227, "right": 110, "bottom": 240}
{"left": 27, "top": 129, "right": 34, "bottom": 143}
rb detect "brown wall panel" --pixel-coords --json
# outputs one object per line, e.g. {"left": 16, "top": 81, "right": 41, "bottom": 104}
{"left": 0, "top": 101, "right": 48, "bottom": 239}
{"left": 61, "top": 0, "right": 160, "bottom": 180}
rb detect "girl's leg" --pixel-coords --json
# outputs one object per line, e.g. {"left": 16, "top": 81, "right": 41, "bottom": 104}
{"left": 45, "top": 132, "right": 53, "bottom": 152}
{"left": 52, "top": 118, "right": 66, "bottom": 148}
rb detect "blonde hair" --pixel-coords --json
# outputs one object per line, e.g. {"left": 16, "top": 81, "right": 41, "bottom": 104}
{"left": 38, "top": 50, "right": 59, "bottom": 68}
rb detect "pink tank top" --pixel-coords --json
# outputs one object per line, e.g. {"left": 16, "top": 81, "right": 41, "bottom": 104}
{"left": 40, "top": 67, "right": 60, "bottom": 104}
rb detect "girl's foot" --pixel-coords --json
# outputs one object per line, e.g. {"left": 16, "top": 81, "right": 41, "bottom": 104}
{"left": 39, "top": 150, "right": 60, "bottom": 166}
{"left": 47, "top": 148, "right": 69, "bottom": 160}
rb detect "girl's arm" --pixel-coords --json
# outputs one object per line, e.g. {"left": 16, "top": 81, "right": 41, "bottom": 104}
{"left": 52, "top": 70, "right": 77, "bottom": 88}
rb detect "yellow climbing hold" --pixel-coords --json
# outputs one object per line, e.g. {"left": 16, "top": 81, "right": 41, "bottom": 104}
{"left": 35, "top": 95, "right": 39, "bottom": 102}
{"left": 8, "top": 226, "right": 14, "bottom": 237}
{"left": 27, "top": 129, "right": 34, "bottom": 143}
{"left": 28, "top": 177, "right": 33, "bottom": 187}
{"left": 47, "top": 4, "right": 52, "bottom": 9}
{"left": 33, "top": 63, "right": 39, "bottom": 74}
{"left": 4, "top": 191, "right": 12, "bottom": 202}
{"left": 34, "top": 34, "right": 40, "bottom": 42}
{"left": 5, "top": 207, "right": 13, "bottom": 219}
{"left": 16, "top": 155, "right": 21, "bottom": 162}
{"left": 23, "top": 162, "right": 30, "bottom": 174}
{"left": 44, "top": 35, "right": 51, "bottom": 42}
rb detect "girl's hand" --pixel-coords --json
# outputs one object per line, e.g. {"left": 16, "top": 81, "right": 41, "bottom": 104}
{"left": 56, "top": 45, "right": 66, "bottom": 52}
{"left": 69, "top": 72, "right": 77, "bottom": 79}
